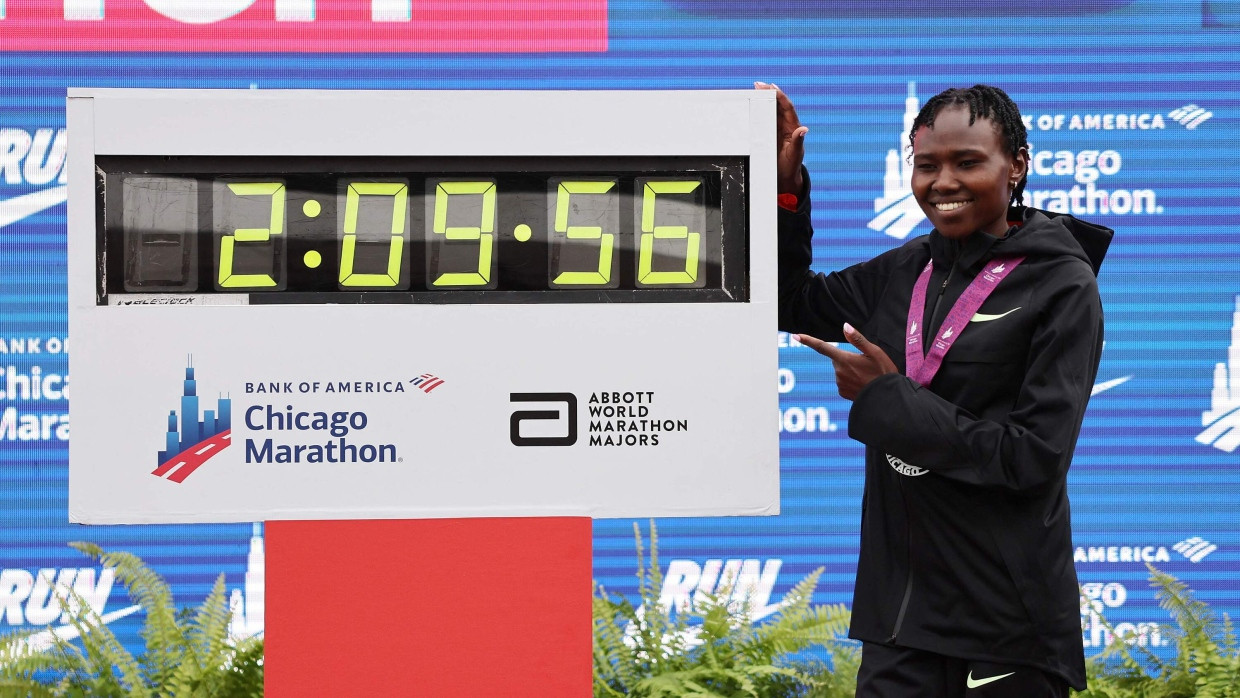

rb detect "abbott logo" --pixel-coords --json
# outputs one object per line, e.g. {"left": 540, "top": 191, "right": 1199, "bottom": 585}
{"left": 510, "top": 393, "right": 577, "bottom": 447}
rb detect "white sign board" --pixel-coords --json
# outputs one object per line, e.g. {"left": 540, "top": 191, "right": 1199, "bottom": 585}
{"left": 67, "top": 89, "right": 778, "bottom": 523}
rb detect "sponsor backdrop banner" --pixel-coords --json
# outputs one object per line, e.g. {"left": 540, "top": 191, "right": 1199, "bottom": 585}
{"left": 2, "top": 0, "right": 1238, "bottom": 663}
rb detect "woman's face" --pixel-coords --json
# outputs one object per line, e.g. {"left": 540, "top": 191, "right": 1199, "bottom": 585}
{"left": 910, "top": 105, "right": 1028, "bottom": 240}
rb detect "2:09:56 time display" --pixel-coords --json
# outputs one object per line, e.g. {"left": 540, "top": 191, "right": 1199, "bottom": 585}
{"left": 98, "top": 157, "right": 747, "bottom": 304}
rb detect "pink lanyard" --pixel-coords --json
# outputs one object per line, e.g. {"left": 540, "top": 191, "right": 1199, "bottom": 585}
{"left": 905, "top": 255, "right": 1025, "bottom": 387}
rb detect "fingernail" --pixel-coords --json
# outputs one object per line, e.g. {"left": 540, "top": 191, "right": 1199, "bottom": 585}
{"left": 843, "top": 322, "right": 855, "bottom": 334}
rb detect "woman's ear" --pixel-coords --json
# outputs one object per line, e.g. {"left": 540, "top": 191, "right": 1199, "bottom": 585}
{"left": 1011, "top": 146, "right": 1030, "bottom": 184}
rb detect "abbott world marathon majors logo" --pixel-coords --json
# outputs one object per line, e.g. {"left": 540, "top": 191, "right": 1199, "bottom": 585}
{"left": 152, "top": 357, "right": 445, "bottom": 480}
{"left": 509, "top": 391, "right": 689, "bottom": 448}
{"left": 869, "top": 82, "right": 1207, "bottom": 240}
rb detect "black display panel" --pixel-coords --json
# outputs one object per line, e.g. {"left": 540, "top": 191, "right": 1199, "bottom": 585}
{"left": 98, "top": 156, "right": 748, "bottom": 304}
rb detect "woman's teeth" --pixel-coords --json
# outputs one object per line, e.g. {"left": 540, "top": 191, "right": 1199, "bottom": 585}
{"left": 935, "top": 201, "right": 969, "bottom": 211}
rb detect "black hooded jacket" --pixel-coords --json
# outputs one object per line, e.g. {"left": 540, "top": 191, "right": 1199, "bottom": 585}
{"left": 777, "top": 188, "right": 1112, "bottom": 690}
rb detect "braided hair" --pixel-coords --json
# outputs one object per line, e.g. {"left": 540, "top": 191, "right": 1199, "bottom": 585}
{"left": 909, "top": 84, "right": 1029, "bottom": 207}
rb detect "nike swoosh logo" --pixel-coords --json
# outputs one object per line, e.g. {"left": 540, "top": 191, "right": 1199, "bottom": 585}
{"left": 966, "top": 670, "right": 1015, "bottom": 688}
{"left": 15, "top": 604, "right": 143, "bottom": 653}
{"left": 970, "top": 307, "right": 1020, "bottom": 323}
{"left": 1091, "top": 375, "right": 1132, "bottom": 396}
{"left": 0, "top": 186, "right": 69, "bottom": 228}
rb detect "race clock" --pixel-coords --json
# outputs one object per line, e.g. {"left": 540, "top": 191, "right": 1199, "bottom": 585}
{"left": 67, "top": 89, "right": 778, "bottom": 524}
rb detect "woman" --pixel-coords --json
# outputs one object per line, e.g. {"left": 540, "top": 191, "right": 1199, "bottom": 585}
{"left": 764, "top": 82, "right": 1112, "bottom": 697}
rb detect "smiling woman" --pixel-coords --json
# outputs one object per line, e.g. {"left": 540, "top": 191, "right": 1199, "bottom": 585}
{"left": 768, "top": 82, "right": 1113, "bottom": 698}
{"left": 909, "top": 97, "right": 1029, "bottom": 239}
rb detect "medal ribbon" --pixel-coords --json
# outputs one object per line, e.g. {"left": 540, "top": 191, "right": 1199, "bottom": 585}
{"left": 905, "top": 255, "right": 1025, "bottom": 387}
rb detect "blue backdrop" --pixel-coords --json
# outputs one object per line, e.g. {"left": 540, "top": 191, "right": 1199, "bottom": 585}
{"left": 1, "top": 0, "right": 1237, "bottom": 666}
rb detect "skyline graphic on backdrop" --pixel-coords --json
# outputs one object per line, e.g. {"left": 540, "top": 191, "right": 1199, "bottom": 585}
{"left": 1198, "top": 296, "right": 1240, "bottom": 452}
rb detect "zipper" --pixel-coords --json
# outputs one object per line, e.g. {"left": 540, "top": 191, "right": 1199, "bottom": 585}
{"left": 888, "top": 477, "right": 915, "bottom": 643}
{"left": 925, "top": 264, "right": 955, "bottom": 351}
{"left": 889, "top": 573, "right": 914, "bottom": 643}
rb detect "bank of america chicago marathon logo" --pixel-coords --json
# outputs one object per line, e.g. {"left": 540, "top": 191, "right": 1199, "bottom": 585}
{"left": 152, "top": 360, "right": 448, "bottom": 479}
{"left": 868, "top": 83, "right": 1210, "bottom": 241}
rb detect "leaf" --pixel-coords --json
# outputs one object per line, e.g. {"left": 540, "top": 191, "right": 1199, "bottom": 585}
{"left": 592, "top": 522, "right": 852, "bottom": 698}
{"left": 4, "top": 543, "right": 264, "bottom": 697}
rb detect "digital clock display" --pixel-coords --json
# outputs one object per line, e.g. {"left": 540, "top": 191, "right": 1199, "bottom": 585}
{"left": 99, "top": 156, "right": 747, "bottom": 304}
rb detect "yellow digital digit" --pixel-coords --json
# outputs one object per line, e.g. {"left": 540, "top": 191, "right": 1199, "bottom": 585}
{"left": 339, "top": 181, "right": 408, "bottom": 287}
{"left": 551, "top": 180, "right": 617, "bottom": 286}
{"left": 637, "top": 180, "right": 701, "bottom": 286}
{"left": 429, "top": 180, "right": 496, "bottom": 287}
{"left": 217, "top": 181, "right": 285, "bottom": 289}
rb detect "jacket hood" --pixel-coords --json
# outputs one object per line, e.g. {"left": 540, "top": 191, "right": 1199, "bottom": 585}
{"left": 928, "top": 207, "right": 1113, "bottom": 278}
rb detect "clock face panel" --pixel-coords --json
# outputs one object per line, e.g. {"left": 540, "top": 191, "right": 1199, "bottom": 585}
{"left": 101, "top": 156, "right": 748, "bottom": 304}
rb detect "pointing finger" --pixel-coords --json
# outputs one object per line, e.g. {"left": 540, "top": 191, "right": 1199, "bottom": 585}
{"left": 796, "top": 334, "right": 848, "bottom": 361}
{"left": 842, "top": 322, "right": 880, "bottom": 357}
{"left": 843, "top": 323, "right": 898, "bottom": 374}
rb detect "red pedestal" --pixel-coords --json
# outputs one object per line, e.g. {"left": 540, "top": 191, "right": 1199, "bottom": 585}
{"left": 264, "top": 517, "right": 593, "bottom": 697}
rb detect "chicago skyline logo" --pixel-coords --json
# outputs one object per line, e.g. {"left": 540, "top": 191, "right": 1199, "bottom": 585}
{"left": 151, "top": 358, "right": 232, "bottom": 483}
{"left": 1197, "top": 295, "right": 1240, "bottom": 452}
{"left": 868, "top": 82, "right": 924, "bottom": 241}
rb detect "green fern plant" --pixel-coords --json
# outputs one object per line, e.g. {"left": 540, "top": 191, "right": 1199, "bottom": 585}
{"left": 1075, "top": 564, "right": 1240, "bottom": 698}
{"left": 593, "top": 522, "right": 855, "bottom": 698}
{"left": 0, "top": 542, "right": 263, "bottom": 697}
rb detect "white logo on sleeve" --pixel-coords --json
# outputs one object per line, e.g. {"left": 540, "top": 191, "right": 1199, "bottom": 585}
{"left": 886, "top": 453, "right": 928, "bottom": 477}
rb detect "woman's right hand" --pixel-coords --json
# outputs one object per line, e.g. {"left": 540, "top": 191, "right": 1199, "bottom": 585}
{"left": 755, "top": 81, "right": 808, "bottom": 197}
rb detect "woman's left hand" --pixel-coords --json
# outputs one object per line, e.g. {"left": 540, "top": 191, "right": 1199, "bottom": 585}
{"left": 797, "top": 323, "right": 898, "bottom": 401}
